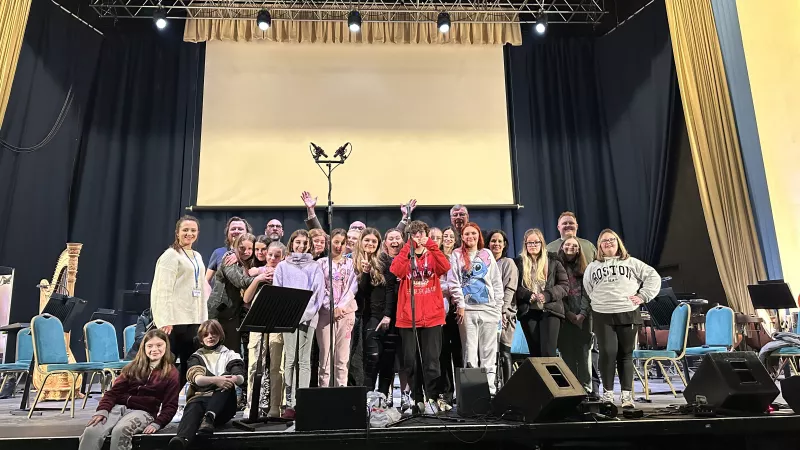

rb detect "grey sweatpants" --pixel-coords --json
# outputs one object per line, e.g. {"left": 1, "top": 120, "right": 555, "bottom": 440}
{"left": 284, "top": 324, "right": 315, "bottom": 407}
{"left": 78, "top": 405, "right": 153, "bottom": 450}
{"left": 459, "top": 309, "right": 500, "bottom": 394}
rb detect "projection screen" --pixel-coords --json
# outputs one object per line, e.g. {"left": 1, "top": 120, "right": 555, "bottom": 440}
{"left": 197, "top": 42, "right": 514, "bottom": 207}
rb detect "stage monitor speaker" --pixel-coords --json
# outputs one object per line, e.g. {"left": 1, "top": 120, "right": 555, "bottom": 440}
{"left": 455, "top": 367, "right": 491, "bottom": 417}
{"left": 492, "top": 357, "right": 586, "bottom": 422}
{"left": 295, "top": 386, "right": 367, "bottom": 431}
{"left": 683, "top": 351, "right": 778, "bottom": 413}
{"left": 780, "top": 376, "right": 800, "bottom": 413}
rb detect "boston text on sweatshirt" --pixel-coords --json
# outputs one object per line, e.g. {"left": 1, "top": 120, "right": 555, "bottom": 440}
{"left": 583, "top": 256, "right": 661, "bottom": 314}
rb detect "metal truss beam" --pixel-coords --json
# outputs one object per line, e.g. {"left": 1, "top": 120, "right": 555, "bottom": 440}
{"left": 89, "top": 0, "right": 606, "bottom": 24}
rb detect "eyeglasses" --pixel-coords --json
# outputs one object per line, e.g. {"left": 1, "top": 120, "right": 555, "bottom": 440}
{"left": 525, "top": 241, "right": 542, "bottom": 247}
{"left": 600, "top": 238, "right": 617, "bottom": 245}
{"left": 451, "top": 212, "right": 467, "bottom": 218}
{"left": 267, "top": 224, "right": 283, "bottom": 229}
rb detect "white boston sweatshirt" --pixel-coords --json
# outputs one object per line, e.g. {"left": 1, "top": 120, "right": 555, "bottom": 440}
{"left": 583, "top": 256, "right": 661, "bottom": 314}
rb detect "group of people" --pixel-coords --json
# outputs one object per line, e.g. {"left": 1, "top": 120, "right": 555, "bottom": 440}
{"left": 79, "top": 194, "right": 662, "bottom": 450}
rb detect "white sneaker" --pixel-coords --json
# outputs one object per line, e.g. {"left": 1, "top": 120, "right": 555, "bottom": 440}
{"left": 171, "top": 405, "right": 184, "bottom": 423}
{"left": 400, "top": 392, "right": 413, "bottom": 412}
{"left": 601, "top": 390, "right": 614, "bottom": 404}
{"left": 620, "top": 390, "right": 635, "bottom": 409}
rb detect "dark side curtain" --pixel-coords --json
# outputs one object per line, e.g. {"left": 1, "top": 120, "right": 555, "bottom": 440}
{"left": 506, "top": 0, "right": 676, "bottom": 263}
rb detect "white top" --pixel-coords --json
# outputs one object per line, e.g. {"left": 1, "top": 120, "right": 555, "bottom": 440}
{"left": 151, "top": 247, "right": 209, "bottom": 327}
{"left": 446, "top": 248, "right": 504, "bottom": 316}
{"left": 583, "top": 256, "right": 661, "bottom": 314}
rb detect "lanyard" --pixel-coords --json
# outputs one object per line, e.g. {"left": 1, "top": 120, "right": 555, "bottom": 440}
{"left": 181, "top": 248, "right": 200, "bottom": 289}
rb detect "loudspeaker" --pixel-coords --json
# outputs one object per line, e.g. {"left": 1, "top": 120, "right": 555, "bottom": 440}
{"left": 780, "top": 376, "right": 800, "bottom": 413}
{"left": 683, "top": 351, "right": 778, "bottom": 413}
{"left": 492, "top": 357, "right": 586, "bottom": 422}
{"left": 295, "top": 386, "right": 367, "bottom": 431}
{"left": 455, "top": 367, "right": 491, "bottom": 417}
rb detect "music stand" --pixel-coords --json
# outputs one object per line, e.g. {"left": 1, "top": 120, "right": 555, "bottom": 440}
{"left": 13, "top": 293, "right": 87, "bottom": 415}
{"left": 232, "top": 284, "right": 312, "bottom": 431}
{"left": 748, "top": 282, "right": 796, "bottom": 333}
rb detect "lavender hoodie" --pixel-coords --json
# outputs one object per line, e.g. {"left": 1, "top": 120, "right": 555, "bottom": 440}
{"left": 274, "top": 253, "right": 325, "bottom": 329}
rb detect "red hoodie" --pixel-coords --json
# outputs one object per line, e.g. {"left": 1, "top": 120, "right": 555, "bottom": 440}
{"left": 390, "top": 238, "right": 450, "bottom": 328}
{"left": 96, "top": 368, "right": 180, "bottom": 429}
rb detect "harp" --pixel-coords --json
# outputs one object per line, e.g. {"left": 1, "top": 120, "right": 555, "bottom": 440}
{"left": 34, "top": 243, "right": 83, "bottom": 401}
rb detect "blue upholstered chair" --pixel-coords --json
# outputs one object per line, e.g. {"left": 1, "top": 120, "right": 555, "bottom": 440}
{"left": 0, "top": 327, "right": 33, "bottom": 395}
{"left": 29, "top": 314, "right": 104, "bottom": 418}
{"left": 770, "top": 318, "right": 800, "bottom": 379}
{"left": 633, "top": 303, "right": 691, "bottom": 400}
{"left": 683, "top": 306, "right": 735, "bottom": 380}
{"left": 83, "top": 320, "right": 129, "bottom": 408}
{"left": 123, "top": 324, "right": 136, "bottom": 356}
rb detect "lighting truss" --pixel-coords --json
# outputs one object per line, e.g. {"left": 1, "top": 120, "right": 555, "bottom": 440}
{"left": 89, "top": 0, "right": 606, "bottom": 24}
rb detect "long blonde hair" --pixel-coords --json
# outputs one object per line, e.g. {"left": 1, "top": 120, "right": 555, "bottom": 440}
{"left": 519, "top": 228, "right": 548, "bottom": 291}
{"left": 355, "top": 227, "right": 385, "bottom": 286}
{"left": 121, "top": 329, "right": 174, "bottom": 382}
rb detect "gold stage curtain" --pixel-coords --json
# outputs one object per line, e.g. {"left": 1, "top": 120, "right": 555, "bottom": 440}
{"left": 184, "top": 11, "right": 521, "bottom": 45}
{"left": 665, "top": 0, "right": 767, "bottom": 317}
{"left": 0, "top": 0, "right": 32, "bottom": 129}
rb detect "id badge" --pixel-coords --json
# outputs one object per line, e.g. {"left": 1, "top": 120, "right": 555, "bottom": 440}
{"left": 192, "top": 289, "right": 202, "bottom": 298}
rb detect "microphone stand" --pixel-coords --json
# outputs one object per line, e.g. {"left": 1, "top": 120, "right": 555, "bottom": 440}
{"left": 310, "top": 142, "right": 351, "bottom": 386}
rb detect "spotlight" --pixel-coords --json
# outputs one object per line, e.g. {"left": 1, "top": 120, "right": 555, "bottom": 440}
{"left": 348, "top": 10, "right": 361, "bottom": 32}
{"left": 437, "top": 11, "right": 451, "bottom": 33}
{"left": 257, "top": 9, "right": 272, "bottom": 31}
{"left": 535, "top": 14, "right": 548, "bottom": 35}
{"left": 153, "top": 7, "right": 167, "bottom": 29}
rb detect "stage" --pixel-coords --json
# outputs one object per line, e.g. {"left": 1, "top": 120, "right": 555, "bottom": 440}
{"left": 0, "top": 379, "right": 796, "bottom": 450}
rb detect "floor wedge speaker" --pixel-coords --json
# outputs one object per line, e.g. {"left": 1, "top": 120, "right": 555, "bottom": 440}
{"left": 780, "top": 376, "right": 800, "bottom": 413}
{"left": 295, "top": 386, "right": 367, "bottom": 431}
{"left": 683, "top": 351, "right": 778, "bottom": 413}
{"left": 492, "top": 357, "right": 586, "bottom": 422}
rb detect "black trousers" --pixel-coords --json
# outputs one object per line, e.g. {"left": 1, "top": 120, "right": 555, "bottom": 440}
{"left": 399, "top": 326, "right": 442, "bottom": 404}
{"left": 347, "top": 315, "right": 365, "bottom": 386}
{"left": 593, "top": 312, "right": 639, "bottom": 392}
{"left": 364, "top": 317, "right": 400, "bottom": 395}
{"left": 170, "top": 324, "right": 200, "bottom": 388}
{"left": 519, "top": 312, "right": 560, "bottom": 357}
{"left": 177, "top": 389, "right": 238, "bottom": 445}
{"left": 438, "top": 308, "right": 462, "bottom": 402}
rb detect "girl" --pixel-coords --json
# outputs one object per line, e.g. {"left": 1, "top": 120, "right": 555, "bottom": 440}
{"left": 248, "top": 235, "right": 271, "bottom": 274}
{"left": 316, "top": 229, "right": 359, "bottom": 387}
{"left": 448, "top": 222, "right": 504, "bottom": 394}
{"left": 80, "top": 330, "right": 180, "bottom": 450}
{"left": 557, "top": 237, "right": 592, "bottom": 393}
{"left": 441, "top": 227, "right": 456, "bottom": 257}
{"left": 208, "top": 233, "right": 256, "bottom": 352}
{"left": 309, "top": 228, "right": 328, "bottom": 260}
{"left": 429, "top": 227, "right": 443, "bottom": 248}
{"left": 486, "top": 229, "right": 519, "bottom": 385}
{"left": 584, "top": 229, "right": 660, "bottom": 408}
{"left": 438, "top": 225, "right": 460, "bottom": 404}
{"left": 380, "top": 228, "right": 409, "bottom": 405}
{"left": 514, "top": 228, "right": 569, "bottom": 358}
{"left": 243, "top": 240, "right": 287, "bottom": 417}
{"left": 274, "top": 229, "right": 324, "bottom": 418}
{"left": 169, "top": 320, "right": 245, "bottom": 449}
{"left": 206, "top": 217, "right": 251, "bottom": 283}
{"left": 151, "top": 215, "right": 209, "bottom": 387}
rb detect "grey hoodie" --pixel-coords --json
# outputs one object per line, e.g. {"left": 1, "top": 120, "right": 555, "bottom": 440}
{"left": 583, "top": 256, "right": 660, "bottom": 314}
{"left": 273, "top": 253, "right": 325, "bottom": 329}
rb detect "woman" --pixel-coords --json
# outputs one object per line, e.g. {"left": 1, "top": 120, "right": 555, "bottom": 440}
{"left": 151, "top": 215, "right": 209, "bottom": 388}
{"left": 359, "top": 229, "right": 398, "bottom": 394}
{"left": 514, "top": 228, "right": 568, "bottom": 358}
{"left": 448, "top": 222, "right": 504, "bottom": 394}
{"left": 242, "top": 240, "right": 287, "bottom": 417}
{"left": 169, "top": 320, "right": 245, "bottom": 450}
{"left": 309, "top": 228, "right": 328, "bottom": 260}
{"left": 206, "top": 217, "right": 251, "bottom": 283}
{"left": 584, "top": 229, "right": 660, "bottom": 408}
{"left": 274, "top": 229, "right": 324, "bottom": 418}
{"left": 438, "top": 225, "right": 461, "bottom": 404}
{"left": 557, "top": 237, "right": 593, "bottom": 393}
{"left": 316, "top": 229, "right": 359, "bottom": 387}
{"left": 80, "top": 330, "right": 179, "bottom": 450}
{"left": 487, "top": 229, "right": 519, "bottom": 385}
{"left": 208, "top": 233, "right": 256, "bottom": 352}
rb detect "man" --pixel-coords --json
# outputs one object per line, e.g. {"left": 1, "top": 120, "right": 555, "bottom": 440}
{"left": 546, "top": 211, "right": 597, "bottom": 259}
{"left": 449, "top": 204, "right": 469, "bottom": 247}
{"left": 264, "top": 219, "right": 284, "bottom": 242}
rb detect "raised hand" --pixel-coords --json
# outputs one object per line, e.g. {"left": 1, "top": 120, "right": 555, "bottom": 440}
{"left": 400, "top": 199, "right": 418, "bottom": 219}
{"left": 301, "top": 191, "right": 318, "bottom": 209}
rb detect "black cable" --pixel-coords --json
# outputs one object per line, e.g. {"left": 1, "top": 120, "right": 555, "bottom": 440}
{"left": 1, "top": 86, "right": 74, "bottom": 153}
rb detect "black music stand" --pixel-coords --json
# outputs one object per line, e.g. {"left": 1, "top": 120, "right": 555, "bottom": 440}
{"left": 748, "top": 282, "right": 796, "bottom": 333}
{"left": 13, "top": 293, "right": 87, "bottom": 415}
{"left": 232, "top": 284, "right": 312, "bottom": 431}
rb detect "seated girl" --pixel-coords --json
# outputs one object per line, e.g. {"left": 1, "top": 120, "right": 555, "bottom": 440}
{"left": 79, "top": 329, "right": 180, "bottom": 450}
{"left": 169, "top": 320, "right": 245, "bottom": 450}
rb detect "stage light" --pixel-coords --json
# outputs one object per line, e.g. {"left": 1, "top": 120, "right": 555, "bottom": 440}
{"left": 535, "top": 14, "right": 548, "bottom": 35}
{"left": 153, "top": 8, "right": 167, "bottom": 29}
{"left": 437, "top": 12, "right": 451, "bottom": 33}
{"left": 257, "top": 9, "right": 272, "bottom": 31}
{"left": 348, "top": 10, "right": 361, "bottom": 32}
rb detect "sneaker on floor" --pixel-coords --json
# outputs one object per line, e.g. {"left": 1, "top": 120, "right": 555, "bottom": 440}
{"left": 436, "top": 396, "right": 452, "bottom": 412}
{"left": 168, "top": 436, "right": 188, "bottom": 450}
{"left": 423, "top": 400, "right": 439, "bottom": 415}
{"left": 171, "top": 405, "right": 184, "bottom": 423}
{"left": 601, "top": 390, "right": 615, "bottom": 404}
{"left": 620, "top": 391, "right": 635, "bottom": 409}
{"left": 400, "top": 392, "right": 413, "bottom": 413}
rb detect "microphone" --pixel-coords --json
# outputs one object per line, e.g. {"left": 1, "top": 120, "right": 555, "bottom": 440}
{"left": 333, "top": 142, "right": 349, "bottom": 160}
{"left": 310, "top": 142, "right": 328, "bottom": 159}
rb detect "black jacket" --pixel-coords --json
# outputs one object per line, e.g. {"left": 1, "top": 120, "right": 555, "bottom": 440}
{"left": 514, "top": 253, "right": 569, "bottom": 318}
{"left": 356, "top": 253, "right": 398, "bottom": 320}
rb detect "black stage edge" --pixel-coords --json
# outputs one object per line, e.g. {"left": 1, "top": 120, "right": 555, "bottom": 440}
{"left": 4, "top": 414, "right": 799, "bottom": 450}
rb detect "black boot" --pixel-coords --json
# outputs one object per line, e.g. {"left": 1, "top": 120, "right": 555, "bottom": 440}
{"left": 169, "top": 436, "right": 188, "bottom": 450}
{"left": 499, "top": 344, "right": 514, "bottom": 385}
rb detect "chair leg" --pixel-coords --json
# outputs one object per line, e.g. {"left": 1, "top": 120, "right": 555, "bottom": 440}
{"left": 82, "top": 372, "right": 96, "bottom": 410}
{"left": 29, "top": 373, "right": 51, "bottom": 419}
{"left": 790, "top": 358, "right": 798, "bottom": 376}
{"left": 657, "top": 361, "right": 677, "bottom": 397}
{"left": 676, "top": 359, "right": 689, "bottom": 388}
{"left": 633, "top": 362, "right": 645, "bottom": 394}
{"left": 69, "top": 372, "right": 78, "bottom": 418}
{"left": 0, "top": 374, "right": 8, "bottom": 394}
{"left": 643, "top": 360, "right": 652, "bottom": 401}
